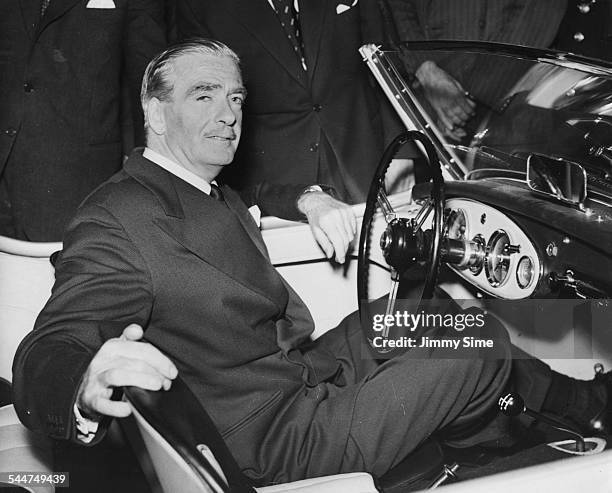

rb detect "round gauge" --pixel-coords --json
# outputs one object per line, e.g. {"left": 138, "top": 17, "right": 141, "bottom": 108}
{"left": 485, "top": 230, "right": 511, "bottom": 287}
{"left": 516, "top": 256, "right": 535, "bottom": 289}
{"left": 446, "top": 209, "right": 468, "bottom": 240}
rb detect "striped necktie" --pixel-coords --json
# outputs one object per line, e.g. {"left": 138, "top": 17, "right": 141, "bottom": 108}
{"left": 209, "top": 183, "right": 225, "bottom": 203}
{"left": 271, "top": 0, "right": 307, "bottom": 71}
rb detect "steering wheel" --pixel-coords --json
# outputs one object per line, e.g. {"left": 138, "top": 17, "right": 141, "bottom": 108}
{"left": 357, "top": 131, "right": 445, "bottom": 352}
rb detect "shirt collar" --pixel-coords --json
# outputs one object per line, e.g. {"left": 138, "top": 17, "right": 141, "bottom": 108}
{"left": 143, "top": 147, "right": 213, "bottom": 196}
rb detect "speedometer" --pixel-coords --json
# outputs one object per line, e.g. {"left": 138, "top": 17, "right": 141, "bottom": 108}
{"left": 486, "top": 230, "right": 512, "bottom": 287}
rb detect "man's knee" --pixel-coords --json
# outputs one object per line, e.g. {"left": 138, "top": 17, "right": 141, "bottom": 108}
{"left": 440, "top": 354, "right": 509, "bottom": 391}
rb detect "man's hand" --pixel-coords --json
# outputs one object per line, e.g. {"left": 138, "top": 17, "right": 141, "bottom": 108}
{"left": 416, "top": 61, "right": 475, "bottom": 141}
{"left": 76, "top": 324, "right": 178, "bottom": 418}
{"left": 297, "top": 191, "right": 357, "bottom": 264}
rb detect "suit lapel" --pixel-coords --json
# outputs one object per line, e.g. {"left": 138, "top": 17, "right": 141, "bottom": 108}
{"left": 37, "top": 0, "right": 81, "bottom": 36}
{"left": 223, "top": 186, "right": 270, "bottom": 260}
{"left": 124, "top": 153, "right": 283, "bottom": 309}
{"left": 300, "top": 0, "right": 328, "bottom": 82}
{"left": 224, "top": 0, "right": 307, "bottom": 88}
{"left": 166, "top": 186, "right": 285, "bottom": 309}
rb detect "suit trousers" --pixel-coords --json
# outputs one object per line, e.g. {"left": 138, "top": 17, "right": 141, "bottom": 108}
{"left": 311, "top": 307, "right": 551, "bottom": 477}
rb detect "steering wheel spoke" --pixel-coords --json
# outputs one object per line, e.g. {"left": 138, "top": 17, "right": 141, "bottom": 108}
{"left": 381, "top": 271, "right": 400, "bottom": 338}
{"left": 377, "top": 188, "right": 397, "bottom": 224}
{"left": 412, "top": 198, "right": 434, "bottom": 232}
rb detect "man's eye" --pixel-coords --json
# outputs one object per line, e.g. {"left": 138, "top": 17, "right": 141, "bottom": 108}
{"left": 232, "top": 96, "right": 244, "bottom": 105}
{"left": 196, "top": 95, "right": 211, "bottom": 101}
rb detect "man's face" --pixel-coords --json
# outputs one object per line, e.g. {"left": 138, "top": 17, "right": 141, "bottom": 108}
{"left": 160, "top": 52, "right": 245, "bottom": 180}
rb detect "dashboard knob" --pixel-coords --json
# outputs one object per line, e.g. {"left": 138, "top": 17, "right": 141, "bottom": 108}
{"left": 498, "top": 392, "right": 525, "bottom": 417}
{"left": 506, "top": 244, "right": 521, "bottom": 254}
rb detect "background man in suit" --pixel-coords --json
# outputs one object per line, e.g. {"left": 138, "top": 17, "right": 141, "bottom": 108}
{"left": 13, "top": 39, "right": 612, "bottom": 486}
{"left": 387, "top": 0, "right": 567, "bottom": 140}
{"left": 0, "top": 0, "right": 166, "bottom": 241}
{"left": 175, "top": 0, "right": 416, "bottom": 206}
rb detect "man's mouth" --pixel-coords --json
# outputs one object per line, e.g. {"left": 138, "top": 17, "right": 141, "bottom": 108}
{"left": 207, "top": 134, "right": 236, "bottom": 141}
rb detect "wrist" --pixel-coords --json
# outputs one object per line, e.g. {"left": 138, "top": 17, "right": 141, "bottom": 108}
{"left": 416, "top": 60, "right": 437, "bottom": 83}
{"left": 297, "top": 187, "right": 324, "bottom": 216}
{"left": 73, "top": 402, "right": 100, "bottom": 444}
{"left": 300, "top": 185, "right": 324, "bottom": 197}
{"left": 297, "top": 184, "right": 336, "bottom": 215}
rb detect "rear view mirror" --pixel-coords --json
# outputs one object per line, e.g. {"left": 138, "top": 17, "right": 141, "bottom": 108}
{"left": 526, "top": 154, "right": 587, "bottom": 209}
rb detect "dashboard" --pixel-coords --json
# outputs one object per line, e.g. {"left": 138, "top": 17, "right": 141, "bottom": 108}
{"left": 442, "top": 180, "right": 612, "bottom": 300}
{"left": 445, "top": 198, "right": 541, "bottom": 299}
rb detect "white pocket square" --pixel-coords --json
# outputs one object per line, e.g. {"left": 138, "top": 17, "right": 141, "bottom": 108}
{"left": 248, "top": 205, "right": 261, "bottom": 227}
{"left": 86, "top": 0, "right": 115, "bottom": 9}
{"left": 336, "top": 0, "right": 358, "bottom": 14}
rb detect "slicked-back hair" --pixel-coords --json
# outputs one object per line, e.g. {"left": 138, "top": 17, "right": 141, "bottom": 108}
{"left": 140, "top": 38, "right": 241, "bottom": 126}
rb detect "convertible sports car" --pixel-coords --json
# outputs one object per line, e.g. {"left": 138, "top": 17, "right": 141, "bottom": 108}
{"left": 359, "top": 41, "right": 612, "bottom": 378}
{"left": 1, "top": 41, "right": 611, "bottom": 492}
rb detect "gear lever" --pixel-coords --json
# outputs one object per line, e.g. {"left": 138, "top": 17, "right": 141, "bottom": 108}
{"left": 498, "top": 392, "right": 586, "bottom": 452}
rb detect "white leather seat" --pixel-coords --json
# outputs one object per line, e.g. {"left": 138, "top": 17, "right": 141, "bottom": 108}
{"left": 0, "top": 237, "right": 58, "bottom": 491}
{"left": 0, "top": 404, "right": 54, "bottom": 493}
{"left": 0, "top": 235, "right": 59, "bottom": 383}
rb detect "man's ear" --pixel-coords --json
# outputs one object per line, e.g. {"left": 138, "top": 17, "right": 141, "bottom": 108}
{"left": 146, "top": 97, "right": 166, "bottom": 136}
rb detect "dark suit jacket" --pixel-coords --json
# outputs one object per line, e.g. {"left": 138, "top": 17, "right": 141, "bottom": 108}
{"left": 12, "top": 150, "right": 358, "bottom": 484}
{"left": 0, "top": 0, "right": 166, "bottom": 241}
{"left": 176, "top": 0, "right": 406, "bottom": 204}
{"left": 389, "top": 0, "right": 566, "bottom": 55}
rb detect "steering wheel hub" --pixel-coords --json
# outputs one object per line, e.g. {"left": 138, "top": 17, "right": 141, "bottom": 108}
{"left": 380, "top": 218, "right": 428, "bottom": 274}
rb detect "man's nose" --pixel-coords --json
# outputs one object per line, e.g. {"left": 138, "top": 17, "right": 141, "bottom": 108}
{"left": 215, "top": 98, "right": 237, "bottom": 126}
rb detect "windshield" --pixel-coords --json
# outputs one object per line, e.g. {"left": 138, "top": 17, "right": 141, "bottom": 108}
{"left": 381, "top": 45, "right": 612, "bottom": 202}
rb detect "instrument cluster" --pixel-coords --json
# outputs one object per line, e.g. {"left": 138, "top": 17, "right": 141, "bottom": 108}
{"left": 444, "top": 198, "right": 541, "bottom": 299}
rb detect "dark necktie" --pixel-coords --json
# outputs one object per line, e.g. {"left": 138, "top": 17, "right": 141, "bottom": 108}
{"left": 209, "top": 183, "right": 225, "bottom": 203}
{"left": 40, "top": 0, "right": 51, "bottom": 18}
{"left": 271, "top": 0, "right": 307, "bottom": 71}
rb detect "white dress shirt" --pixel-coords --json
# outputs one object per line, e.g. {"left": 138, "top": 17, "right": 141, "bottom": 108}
{"left": 144, "top": 148, "right": 261, "bottom": 226}
{"left": 143, "top": 147, "right": 215, "bottom": 195}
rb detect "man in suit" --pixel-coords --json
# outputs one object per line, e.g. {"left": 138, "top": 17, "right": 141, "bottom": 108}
{"left": 0, "top": 0, "right": 166, "bottom": 241}
{"left": 13, "top": 40, "right": 611, "bottom": 486}
{"left": 387, "top": 0, "right": 567, "bottom": 140}
{"left": 175, "top": 0, "right": 415, "bottom": 205}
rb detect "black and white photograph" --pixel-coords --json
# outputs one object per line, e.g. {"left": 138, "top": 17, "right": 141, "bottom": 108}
{"left": 1, "top": 1, "right": 612, "bottom": 492}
